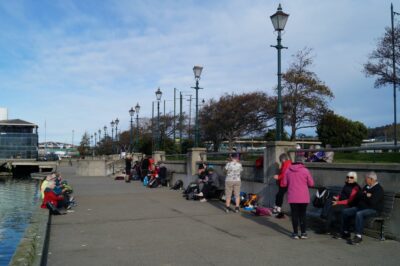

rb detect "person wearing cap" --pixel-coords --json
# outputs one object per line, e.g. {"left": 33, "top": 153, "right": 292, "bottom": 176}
{"left": 339, "top": 171, "right": 384, "bottom": 244}
{"left": 196, "top": 166, "right": 220, "bottom": 202}
{"left": 323, "top": 171, "right": 361, "bottom": 234}
{"left": 224, "top": 153, "right": 243, "bottom": 213}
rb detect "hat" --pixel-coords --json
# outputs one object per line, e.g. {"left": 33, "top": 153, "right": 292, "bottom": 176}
{"left": 208, "top": 166, "right": 214, "bottom": 171}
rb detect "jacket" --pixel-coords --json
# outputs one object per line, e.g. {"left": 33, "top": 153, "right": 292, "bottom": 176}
{"left": 358, "top": 183, "right": 384, "bottom": 213}
{"left": 277, "top": 160, "right": 292, "bottom": 187}
{"left": 41, "top": 188, "right": 64, "bottom": 209}
{"left": 281, "top": 163, "right": 314, "bottom": 204}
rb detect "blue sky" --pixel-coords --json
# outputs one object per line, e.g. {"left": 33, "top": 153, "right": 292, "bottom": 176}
{"left": 0, "top": 0, "right": 397, "bottom": 143}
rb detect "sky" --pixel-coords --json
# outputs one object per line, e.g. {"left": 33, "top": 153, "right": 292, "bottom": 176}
{"left": 0, "top": 0, "right": 398, "bottom": 143}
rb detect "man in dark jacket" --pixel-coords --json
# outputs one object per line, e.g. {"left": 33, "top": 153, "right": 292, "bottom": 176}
{"left": 338, "top": 171, "right": 384, "bottom": 244}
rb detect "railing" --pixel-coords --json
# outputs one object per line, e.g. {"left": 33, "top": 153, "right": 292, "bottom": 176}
{"left": 202, "top": 150, "right": 264, "bottom": 162}
{"left": 164, "top": 153, "right": 187, "bottom": 161}
{"left": 288, "top": 145, "right": 400, "bottom": 164}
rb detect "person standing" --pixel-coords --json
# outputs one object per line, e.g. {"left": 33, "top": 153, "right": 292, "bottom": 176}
{"left": 224, "top": 154, "right": 243, "bottom": 213}
{"left": 281, "top": 161, "right": 314, "bottom": 239}
{"left": 125, "top": 154, "right": 133, "bottom": 182}
{"left": 272, "top": 153, "right": 292, "bottom": 218}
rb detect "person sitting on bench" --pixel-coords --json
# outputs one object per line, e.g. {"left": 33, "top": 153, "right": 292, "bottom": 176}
{"left": 336, "top": 171, "right": 384, "bottom": 244}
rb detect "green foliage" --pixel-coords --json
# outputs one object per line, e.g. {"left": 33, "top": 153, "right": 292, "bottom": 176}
{"left": 78, "top": 132, "right": 91, "bottom": 156}
{"left": 317, "top": 112, "right": 368, "bottom": 147}
{"left": 334, "top": 151, "right": 400, "bottom": 164}
{"left": 264, "top": 129, "right": 289, "bottom": 141}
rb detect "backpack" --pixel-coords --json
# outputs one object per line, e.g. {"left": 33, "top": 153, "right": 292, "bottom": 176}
{"left": 253, "top": 207, "right": 272, "bottom": 216}
{"left": 184, "top": 182, "right": 199, "bottom": 195}
{"left": 171, "top": 180, "right": 183, "bottom": 190}
{"left": 312, "top": 187, "right": 330, "bottom": 208}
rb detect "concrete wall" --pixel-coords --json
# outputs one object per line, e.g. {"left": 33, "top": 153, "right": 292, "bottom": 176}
{"left": 77, "top": 159, "right": 124, "bottom": 176}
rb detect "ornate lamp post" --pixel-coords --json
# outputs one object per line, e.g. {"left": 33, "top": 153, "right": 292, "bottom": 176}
{"left": 111, "top": 120, "right": 115, "bottom": 153}
{"left": 98, "top": 129, "right": 101, "bottom": 142}
{"left": 270, "top": 4, "right": 289, "bottom": 141}
{"left": 155, "top": 88, "right": 162, "bottom": 150}
{"left": 391, "top": 4, "right": 399, "bottom": 146}
{"left": 135, "top": 103, "right": 141, "bottom": 152}
{"left": 129, "top": 107, "right": 135, "bottom": 152}
{"left": 192, "top": 65, "right": 203, "bottom": 147}
{"left": 103, "top": 126, "right": 107, "bottom": 139}
{"left": 94, "top": 132, "right": 97, "bottom": 147}
{"left": 115, "top": 118, "right": 119, "bottom": 153}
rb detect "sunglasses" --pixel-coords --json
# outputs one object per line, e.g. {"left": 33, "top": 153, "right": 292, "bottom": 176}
{"left": 346, "top": 176, "right": 355, "bottom": 179}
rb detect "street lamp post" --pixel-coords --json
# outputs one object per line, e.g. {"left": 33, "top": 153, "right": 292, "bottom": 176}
{"left": 135, "top": 103, "right": 141, "bottom": 152}
{"left": 94, "top": 132, "right": 97, "bottom": 147}
{"left": 115, "top": 118, "right": 119, "bottom": 154}
{"left": 129, "top": 107, "right": 135, "bottom": 153}
{"left": 98, "top": 129, "right": 101, "bottom": 142}
{"left": 155, "top": 88, "right": 162, "bottom": 150}
{"left": 192, "top": 65, "right": 203, "bottom": 147}
{"left": 391, "top": 3, "right": 399, "bottom": 146}
{"left": 103, "top": 126, "right": 107, "bottom": 139}
{"left": 111, "top": 120, "right": 115, "bottom": 154}
{"left": 270, "top": 4, "right": 289, "bottom": 141}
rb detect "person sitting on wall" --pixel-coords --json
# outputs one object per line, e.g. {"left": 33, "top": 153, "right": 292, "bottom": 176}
{"left": 335, "top": 171, "right": 384, "bottom": 245}
{"left": 41, "top": 180, "right": 65, "bottom": 214}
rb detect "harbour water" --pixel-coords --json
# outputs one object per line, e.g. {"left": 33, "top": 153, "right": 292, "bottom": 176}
{"left": 0, "top": 177, "right": 39, "bottom": 266}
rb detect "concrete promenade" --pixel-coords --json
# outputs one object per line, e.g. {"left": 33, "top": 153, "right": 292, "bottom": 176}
{"left": 47, "top": 166, "right": 400, "bottom": 266}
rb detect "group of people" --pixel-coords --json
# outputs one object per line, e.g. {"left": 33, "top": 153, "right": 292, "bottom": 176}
{"left": 124, "top": 154, "right": 168, "bottom": 188}
{"left": 40, "top": 172, "right": 76, "bottom": 214}
{"left": 272, "top": 152, "right": 384, "bottom": 244}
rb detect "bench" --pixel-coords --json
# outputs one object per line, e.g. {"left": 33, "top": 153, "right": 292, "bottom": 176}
{"left": 307, "top": 186, "right": 397, "bottom": 240}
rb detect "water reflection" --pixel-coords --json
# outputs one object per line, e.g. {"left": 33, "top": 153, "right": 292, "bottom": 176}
{"left": 0, "top": 178, "right": 39, "bottom": 266}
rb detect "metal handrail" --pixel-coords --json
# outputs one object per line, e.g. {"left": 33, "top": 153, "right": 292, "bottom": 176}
{"left": 288, "top": 145, "right": 399, "bottom": 153}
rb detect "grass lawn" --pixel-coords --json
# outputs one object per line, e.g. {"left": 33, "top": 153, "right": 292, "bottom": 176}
{"left": 334, "top": 152, "right": 400, "bottom": 163}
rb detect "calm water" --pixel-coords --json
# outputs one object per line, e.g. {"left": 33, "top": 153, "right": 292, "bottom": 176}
{"left": 0, "top": 178, "right": 39, "bottom": 266}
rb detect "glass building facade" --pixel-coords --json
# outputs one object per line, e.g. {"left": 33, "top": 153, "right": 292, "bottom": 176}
{"left": 0, "top": 120, "right": 38, "bottom": 159}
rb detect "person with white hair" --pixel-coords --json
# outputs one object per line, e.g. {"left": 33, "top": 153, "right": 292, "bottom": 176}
{"left": 322, "top": 171, "right": 361, "bottom": 234}
{"left": 337, "top": 171, "right": 384, "bottom": 244}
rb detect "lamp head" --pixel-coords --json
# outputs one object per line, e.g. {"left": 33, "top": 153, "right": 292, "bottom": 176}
{"left": 270, "top": 4, "right": 289, "bottom": 31}
{"left": 155, "top": 87, "right": 162, "bottom": 101}
{"left": 193, "top": 65, "right": 203, "bottom": 80}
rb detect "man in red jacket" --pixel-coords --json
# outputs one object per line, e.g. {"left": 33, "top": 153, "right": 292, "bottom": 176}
{"left": 41, "top": 181, "right": 64, "bottom": 210}
{"left": 272, "top": 153, "right": 292, "bottom": 218}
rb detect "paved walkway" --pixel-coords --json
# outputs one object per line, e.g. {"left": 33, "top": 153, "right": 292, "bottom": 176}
{"left": 47, "top": 166, "right": 400, "bottom": 266}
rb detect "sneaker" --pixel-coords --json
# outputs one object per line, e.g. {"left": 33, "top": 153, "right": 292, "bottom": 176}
{"left": 234, "top": 207, "right": 240, "bottom": 213}
{"left": 351, "top": 236, "right": 362, "bottom": 245}
{"left": 275, "top": 212, "right": 285, "bottom": 219}
{"left": 291, "top": 233, "right": 300, "bottom": 239}
{"left": 225, "top": 207, "right": 230, "bottom": 213}
{"left": 272, "top": 207, "right": 278, "bottom": 214}
{"left": 300, "top": 233, "right": 308, "bottom": 239}
{"left": 332, "top": 232, "right": 351, "bottom": 240}
{"left": 199, "top": 198, "right": 207, "bottom": 203}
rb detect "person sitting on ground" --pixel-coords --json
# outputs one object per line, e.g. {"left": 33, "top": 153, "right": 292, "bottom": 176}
{"left": 147, "top": 163, "right": 160, "bottom": 187}
{"left": 224, "top": 154, "right": 243, "bottom": 213}
{"left": 196, "top": 166, "right": 220, "bottom": 202}
{"left": 272, "top": 153, "right": 292, "bottom": 218}
{"left": 41, "top": 180, "right": 65, "bottom": 210}
{"left": 319, "top": 171, "right": 361, "bottom": 234}
{"left": 336, "top": 171, "right": 384, "bottom": 244}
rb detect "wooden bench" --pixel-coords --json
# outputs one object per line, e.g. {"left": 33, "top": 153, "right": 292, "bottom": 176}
{"left": 307, "top": 186, "right": 397, "bottom": 240}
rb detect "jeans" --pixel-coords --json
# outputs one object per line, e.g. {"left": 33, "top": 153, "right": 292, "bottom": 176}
{"left": 341, "top": 207, "right": 377, "bottom": 235}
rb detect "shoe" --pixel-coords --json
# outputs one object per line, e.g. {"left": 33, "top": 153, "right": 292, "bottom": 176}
{"left": 291, "top": 233, "right": 299, "bottom": 239}
{"left": 351, "top": 236, "right": 362, "bottom": 245}
{"left": 275, "top": 212, "right": 285, "bottom": 219}
{"left": 272, "top": 207, "right": 278, "bottom": 214}
{"left": 199, "top": 198, "right": 207, "bottom": 203}
{"left": 234, "top": 207, "right": 240, "bottom": 213}
{"left": 225, "top": 207, "right": 230, "bottom": 213}
{"left": 332, "top": 232, "right": 351, "bottom": 240}
{"left": 300, "top": 233, "right": 308, "bottom": 239}
{"left": 195, "top": 192, "right": 204, "bottom": 197}
{"left": 66, "top": 204, "right": 72, "bottom": 210}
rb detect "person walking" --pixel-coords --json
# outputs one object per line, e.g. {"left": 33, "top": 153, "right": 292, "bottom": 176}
{"left": 224, "top": 153, "right": 243, "bottom": 213}
{"left": 281, "top": 161, "right": 314, "bottom": 239}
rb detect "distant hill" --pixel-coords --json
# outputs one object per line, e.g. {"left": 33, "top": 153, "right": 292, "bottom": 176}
{"left": 367, "top": 124, "right": 400, "bottom": 141}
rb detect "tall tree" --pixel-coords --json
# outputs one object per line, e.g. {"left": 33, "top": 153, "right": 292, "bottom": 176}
{"left": 317, "top": 111, "right": 368, "bottom": 147}
{"left": 363, "top": 23, "right": 400, "bottom": 87}
{"left": 78, "top": 132, "right": 90, "bottom": 156}
{"left": 199, "top": 92, "right": 275, "bottom": 151}
{"left": 282, "top": 47, "right": 334, "bottom": 140}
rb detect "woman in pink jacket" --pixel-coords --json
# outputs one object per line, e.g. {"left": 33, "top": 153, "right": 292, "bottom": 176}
{"left": 281, "top": 162, "right": 314, "bottom": 239}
